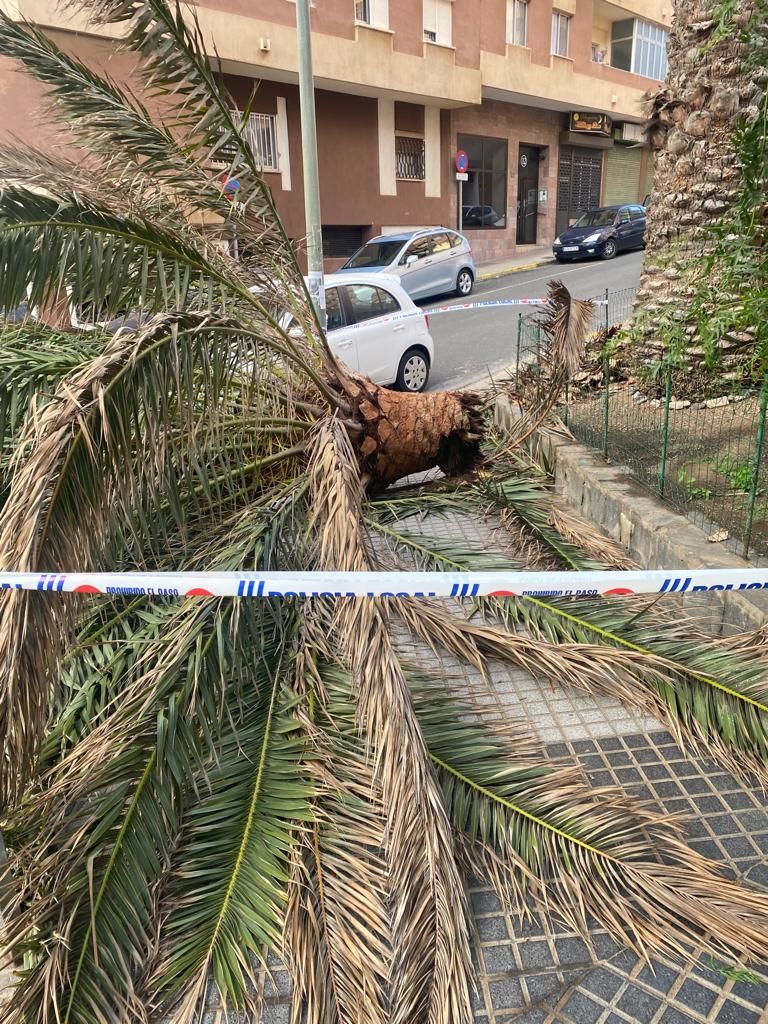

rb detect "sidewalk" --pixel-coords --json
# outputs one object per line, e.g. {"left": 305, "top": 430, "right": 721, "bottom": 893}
{"left": 477, "top": 244, "right": 556, "bottom": 282}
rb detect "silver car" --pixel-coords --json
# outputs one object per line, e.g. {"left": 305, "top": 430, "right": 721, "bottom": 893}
{"left": 338, "top": 227, "right": 476, "bottom": 301}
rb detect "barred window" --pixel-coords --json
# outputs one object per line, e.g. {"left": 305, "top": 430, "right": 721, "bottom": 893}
{"left": 395, "top": 135, "right": 426, "bottom": 181}
{"left": 213, "top": 112, "right": 279, "bottom": 171}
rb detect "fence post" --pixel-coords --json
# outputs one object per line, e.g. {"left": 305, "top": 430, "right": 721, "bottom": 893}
{"left": 658, "top": 358, "right": 672, "bottom": 497}
{"left": 742, "top": 373, "right": 768, "bottom": 559}
{"left": 604, "top": 286, "right": 610, "bottom": 331}
{"left": 602, "top": 347, "right": 610, "bottom": 459}
{"left": 563, "top": 376, "right": 570, "bottom": 427}
{"left": 515, "top": 316, "right": 522, "bottom": 383}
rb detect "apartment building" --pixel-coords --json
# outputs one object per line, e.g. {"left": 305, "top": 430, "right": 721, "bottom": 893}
{"left": 0, "top": 0, "right": 671, "bottom": 267}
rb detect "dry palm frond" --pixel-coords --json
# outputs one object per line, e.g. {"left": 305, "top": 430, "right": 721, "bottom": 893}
{"left": 285, "top": 659, "right": 390, "bottom": 1024}
{"left": 497, "top": 282, "right": 594, "bottom": 451}
{"left": 308, "top": 420, "right": 472, "bottom": 1024}
{"left": 410, "top": 676, "right": 768, "bottom": 965}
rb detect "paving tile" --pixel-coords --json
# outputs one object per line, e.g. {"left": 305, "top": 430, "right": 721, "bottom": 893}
{"left": 560, "top": 990, "right": 604, "bottom": 1024}
{"left": 477, "top": 915, "right": 508, "bottom": 941}
{"left": 555, "top": 937, "right": 593, "bottom": 966}
{"left": 615, "top": 986, "right": 662, "bottom": 1019}
{"left": 521, "top": 941, "right": 556, "bottom": 970}
{"left": 482, "top": 943, "right": 516, "bottom": 973}
{"left": 488, "top": 977, "right": 524, "bottom": 1009}
{"left": 525, "top": 973, "right": 566, "bottom": 1003}
{"left": 673, "top": 978, "right": 719, "bottom": 1015}
{"left": 261, "top": 1008, "right": 290, "bottom": 1024}
{"left": 745, "top": 862, "right": 768, "bottom": 890}
{"left": 658, "top": 1010, "right": 701, "bottom": 1024}
{"left": 472, "top": 890, "right": 503, "bottom": 914}
{"left": 635, "top": 961, "right": 683, "bottom": 995}
{"left": 514, "top": 1010, "right": 549, "bottom": 1024}
{"left": 713, "top": 1004, "right": 761, "bottom": 1024}
{"left": 581, "top": 967, "right": 625, "bottom": 1001}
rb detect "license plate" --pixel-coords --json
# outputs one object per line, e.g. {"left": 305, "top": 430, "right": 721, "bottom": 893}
{"left": 563, "top": 246, "right": 579, "bottom": 252}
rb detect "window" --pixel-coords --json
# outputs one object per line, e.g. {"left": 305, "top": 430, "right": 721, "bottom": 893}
{"left": 457, "top": 134, "right": 507, "bottom": 230}
{"left": 423, "top": 0, "right": 452, "bottom": 45}
{"left": 243, "top": 113, "right": 279, "bottom": 171}
{"left": 633, "top": 19, "right": 668, "bottom": 80}
{"left": 610, "top": 18, "right": 668, "bottom": 81}
{"left": 506, "top": 0, "right": 527, "bottom": 46}
{"left": 343, "top": 284, "right": 401, "bottom": 323}
{"left": 551, "top": 11, "right": 571, "bottom": 57}
{"left": 429, "top": 232, "right": 452, "bottom": 254}
{"left": 395, "top": 135, "right": 426, "bottom": 180}
{"left": 629, "top": 206, "right": 645, "bottom": 221}
{"left": 447, "top": 231, "right": 463, "bottom": 248}
{"left": 325, "top": 288, "right": 344, "bottom": 331}
{"left": 322, "top": 226, "right": 364, "bottom": 259}
{"left": 400, "top": 235, "right": 432, "bottom": 264}
{"left": 355, "top": 0, "right": 389, "bottom": 29}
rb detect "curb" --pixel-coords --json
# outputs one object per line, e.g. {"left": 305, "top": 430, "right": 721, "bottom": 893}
{"left": 477, "top": 256, "right": 556, "bottom": 282}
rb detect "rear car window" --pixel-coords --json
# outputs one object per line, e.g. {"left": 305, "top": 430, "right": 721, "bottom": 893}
{"left": 343, "top": 284, "right": 401, "bottom": 324}
{"left": 325, "top": 287, "right": 344, "bottom": 330}
{"left": 400, "top": 236, "right": 431, "bottom": 263}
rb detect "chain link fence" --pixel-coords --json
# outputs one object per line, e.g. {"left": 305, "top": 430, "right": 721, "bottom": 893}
{"left": 514, "top": 286, "right": 768, "bottom": 566}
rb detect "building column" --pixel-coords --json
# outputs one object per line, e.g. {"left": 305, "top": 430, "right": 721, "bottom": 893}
{"left": 377, "top": 98, "right": 397, "bottom": 196}
{"left": 424, "top": 105, "right": 441, "bottom": 198}
{"left": 275, "top": 96, "right": 291, "bottom": 192}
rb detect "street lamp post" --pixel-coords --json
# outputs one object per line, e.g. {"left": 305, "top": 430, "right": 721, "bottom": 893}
{"left": 295, "top": 0, "right": 325, "bottom": 326}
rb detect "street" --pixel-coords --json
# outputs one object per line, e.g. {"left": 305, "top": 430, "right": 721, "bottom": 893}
{"left": 425, "top": 250, "right": 644, "bottom": 391}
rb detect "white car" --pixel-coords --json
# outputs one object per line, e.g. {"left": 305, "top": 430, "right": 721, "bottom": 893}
{"left": 279, "top": 272, "right": 434, "bottom": 393}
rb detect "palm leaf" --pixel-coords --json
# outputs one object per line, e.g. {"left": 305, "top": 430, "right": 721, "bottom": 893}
{"left": 308, "top": 420, "right": 472, "bottom": 1024}
{"left": 145, "top": 618, "right": 311, "bottom": 1021}
{"left": 286, "top": 659, "right": 390, "bottom": 1024}
{"left": 411, "top": 677, "right": 768, "bottom": 964}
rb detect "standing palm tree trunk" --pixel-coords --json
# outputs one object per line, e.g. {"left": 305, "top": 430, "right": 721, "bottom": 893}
{"left": 632, "top": 0, "right": 768, "bottom": 396}
{"left": 2, "top": 4, "right": 768, "bottom": 1024}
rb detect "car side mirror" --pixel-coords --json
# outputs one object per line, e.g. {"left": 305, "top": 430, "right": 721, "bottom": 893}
{"left": 618, "top": 216, "right": 630, "bottom": 224}
{"left": 405, "top": 254, "right": 419, "bottom": 266}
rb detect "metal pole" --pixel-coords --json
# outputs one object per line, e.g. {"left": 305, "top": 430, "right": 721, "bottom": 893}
{"left": 458, "top": 178, "right": 463, "bottom": 233}
{"left": 602, "top": 348, "right": 610, "bottom": 459}
{"left": 658, "top": 358, "right": 672, "bottom": 497}
{"left": 296, "top": 0, "right": 325, "bottom": 326}
{"left": 742, "top": 374, "right": 768, "bottom": 559}
{"left": 515, "top": 316, "right": 522, "bottom": 382}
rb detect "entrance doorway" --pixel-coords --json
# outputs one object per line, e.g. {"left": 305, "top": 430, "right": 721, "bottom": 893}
{"left": 516, "top": 145, "right": 540, "bottom": 244}
{"left": 556, "top": 146, "right": 604, "bottom": 235}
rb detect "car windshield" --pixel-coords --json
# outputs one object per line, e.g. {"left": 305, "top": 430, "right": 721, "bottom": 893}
{"left": 572, "top": 209, "right": 618, "bottom": 227}
{"left": 344, "top": 240, "right": 404, "bottom": 269}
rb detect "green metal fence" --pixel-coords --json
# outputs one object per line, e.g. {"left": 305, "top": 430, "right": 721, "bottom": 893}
{"left": 516, "top": 287, "right": 768, "bottom": 565}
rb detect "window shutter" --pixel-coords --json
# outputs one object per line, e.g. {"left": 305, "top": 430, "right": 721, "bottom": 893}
{"left": 423, "top": 0, "right": 437, "bottom": 38}
{"left": 437, "top": 0, "right": 452, "bottom": 44}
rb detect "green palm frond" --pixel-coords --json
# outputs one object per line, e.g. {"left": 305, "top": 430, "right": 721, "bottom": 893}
{"left": 4, "top": 597, "right": 282, "bottom": 1024}
{"left": 0, "top": 13, "right": 242, "bottom": 221}
{"left": 412, "top": 678, "right": 768, "bottom": 964}
{"left": 0, "top": 312, "right": 324, "bottom": 799}
{"left": 0, "top": 180, "right": 254, "bottom": 319}
{"left": 146, "top": 628, "right": 310, "bottom": 1020}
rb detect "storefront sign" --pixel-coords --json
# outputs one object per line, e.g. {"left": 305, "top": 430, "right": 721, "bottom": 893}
{"left": 570, "top": 111, "right": 612, "bottom": 136}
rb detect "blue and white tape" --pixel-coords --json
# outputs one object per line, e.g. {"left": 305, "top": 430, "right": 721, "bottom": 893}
{"left": 341, "top": 296, "right": 608, "bottom": 332}
{"left": 0, "top": 569, "right": 765, "bottom": 599}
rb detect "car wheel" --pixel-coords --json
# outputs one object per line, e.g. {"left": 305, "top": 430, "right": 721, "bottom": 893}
{"left": 455, "top": 269, "right": 474, "bottom": 297}
{"left": 396, "top": 348, "right": 430, "bottom": 392}
{"left": 600, "top": 239, "right": 617, "bottom": 260}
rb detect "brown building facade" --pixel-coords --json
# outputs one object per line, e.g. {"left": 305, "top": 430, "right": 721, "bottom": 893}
{"left": 0, "top": 0, "right": 671, "bottom": 269}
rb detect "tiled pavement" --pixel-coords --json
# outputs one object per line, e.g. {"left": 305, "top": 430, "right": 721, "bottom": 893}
{"left": 200, "top": 511, "right": 768, "bottom": 1023}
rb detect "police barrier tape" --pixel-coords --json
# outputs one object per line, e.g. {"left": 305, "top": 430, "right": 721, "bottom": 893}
{"left": 338, "top": 296, "right": 608, "bottom": 332}
{"left": 1, "top": 569, "right": 767, "bottom": 599}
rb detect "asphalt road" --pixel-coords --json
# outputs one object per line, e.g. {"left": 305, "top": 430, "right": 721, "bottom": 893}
{"left": 424, "top": 250, "right": 644, "bottom": 391}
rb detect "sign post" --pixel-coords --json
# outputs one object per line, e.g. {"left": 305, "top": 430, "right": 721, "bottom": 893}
{"left": 454, "top": 149, "right": 469, "bottom": 233}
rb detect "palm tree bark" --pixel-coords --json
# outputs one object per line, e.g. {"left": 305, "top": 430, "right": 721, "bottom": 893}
{"left": 632, "top": 0, "right": 766, "bottom": 396}
{"left": 333, "top": 371, "right": 484, "bottom": 491}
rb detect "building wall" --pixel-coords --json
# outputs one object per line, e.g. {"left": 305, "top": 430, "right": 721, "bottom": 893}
{"left": 449, "top": 101, "right": 562, "bottom": 264}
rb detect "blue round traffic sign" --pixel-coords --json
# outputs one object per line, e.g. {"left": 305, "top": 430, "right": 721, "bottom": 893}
{"left": 455, "top": 149, "right": 469, "bottom": 173}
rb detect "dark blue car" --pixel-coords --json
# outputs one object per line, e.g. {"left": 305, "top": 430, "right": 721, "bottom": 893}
{"left": 553, "top": 204, "right": 647, "bottom": 262}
